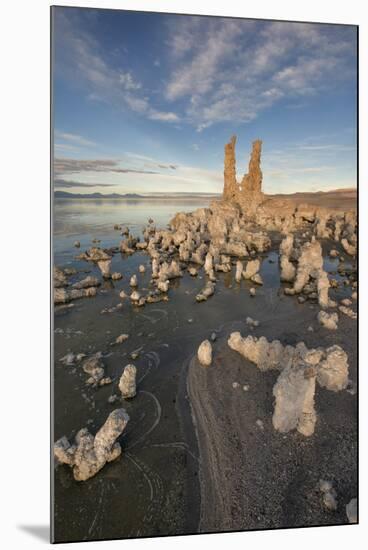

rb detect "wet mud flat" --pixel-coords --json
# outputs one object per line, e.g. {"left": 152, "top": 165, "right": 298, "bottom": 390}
{"left": 53, "top": 229, "right": 356, "bottom": 541}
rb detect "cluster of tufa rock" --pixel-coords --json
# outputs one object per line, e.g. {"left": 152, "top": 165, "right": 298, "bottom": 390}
{"left": 228, "top": 332, "right": 349, "bottom": 437}
{"left": 54, "top": 409, "right": 129, "bottom": 481}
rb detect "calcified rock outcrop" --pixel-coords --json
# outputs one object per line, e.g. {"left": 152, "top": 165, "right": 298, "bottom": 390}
{"left": 235, "top": 260, "right": 243, "bottom": 282}
{"left": 279, "top": 235, "right": 296, "bottom": 282}
{"left": 54, "top": 409, "right": 129, "bottom": 481}
{"left": 346, "top": 497, "right": 357, "bottom": 523}
{"left": 318, "top": 310, "right": 339, "bottom": 330}
{"left": 157, "top": 279, "right": 170, "bottom": 292}
{"left": 97, "top": 259, "right": 112, "bottom": 278}
{"left": 54, "top": 266, "right": 68, "bottom": 288}
{"left": 72, "top": 276, "right": 100, "bottom": 290}
{"left": 119, "top": 364, "right": 137, "bottom": 399}
{"left": 283, "top": 237, "right": 334, "bottom": 308}
{"left": 196, "top": 280, "right": 215, "bottom": 302}
{"left": 76, "top": 247, "right": 112, "bottom": 278}
{"left": 223, "top": 136, "right": 238, "bottom": 202}
{"left": 319, "top": 480, "right": 338, "bottom": 511}
{"left": 316, "top": 345, "right": 349, "bottom": 392}
{"left": 228, "top": 332, "right": 349, "bottom": 436}
{"left": 223, "top": 137, "right": 263, "bottom": 214}
{"left": 339, "top": 305, "right": 357, "bottom": 320}
{"left": 197, "top": 340, "right": 212, "bottom": 366}
{"left": 280, "top": 255, "right": 296, "bottom": 282}
{"left": 243, "top": 259, "right": 261, "bottom": 282}
{"left": 82, "top": 353, "right": 111, "bottom": 386}
{"left": 273, "top": 355, "right": 317, "bottom": 436}
{"left": 114, "top": 333, "right": 129, "bottom": 345}
{"left": 54, "top": 286, "right": 97, "bottom": 304}
{"left": 158, "top": 260, "right": 182, "bottom": 280}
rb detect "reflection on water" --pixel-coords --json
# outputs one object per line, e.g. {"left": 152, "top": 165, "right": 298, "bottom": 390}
{"left": 53, "top": 199, "right": 210, "bottom": 261}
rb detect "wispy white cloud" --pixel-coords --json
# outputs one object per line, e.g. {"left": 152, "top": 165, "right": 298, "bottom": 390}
{"left": 148, "top": 110, "right": 179, "bottom": 122}
{"left": 54, "top": 10, "right": 180, "bottom": 123}
{"left": 297, "top": 144, "right": 355, "bottom": 152}
{"left": 54, "top": 143, "right": 80, "bottom": 153}
{"left": 164, "top": 18, "right": 356, "bottom": 130}
{"left": 55, "top": 131, "right": 96, "bottom": 147}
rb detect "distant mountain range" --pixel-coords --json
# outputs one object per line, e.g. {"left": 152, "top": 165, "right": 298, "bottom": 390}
{"left": 54, "top": 191, "right": 144, "bottom": 199}
{"left": 54, "top": 190, "right": 221, "bottom": 199}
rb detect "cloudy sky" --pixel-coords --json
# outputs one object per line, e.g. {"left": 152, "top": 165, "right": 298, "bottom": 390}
{"left": 52, "top": 7, "right": 357, "bottom": 195}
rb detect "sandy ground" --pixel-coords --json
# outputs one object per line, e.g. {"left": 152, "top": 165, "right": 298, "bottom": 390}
{"left": 188, "top": 272, "right": 357, "bottom": 533}
{"left": 264, "top": 188, "right": 357, "bottom": 211}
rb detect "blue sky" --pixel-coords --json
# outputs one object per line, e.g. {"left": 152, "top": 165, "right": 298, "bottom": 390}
{"left": 52, "top": 7, "right": 357, "bottom": 195}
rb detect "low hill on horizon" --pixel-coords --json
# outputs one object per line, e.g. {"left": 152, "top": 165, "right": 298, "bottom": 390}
{"left": 265, "top": 187, "right": 357, "bottom": 211}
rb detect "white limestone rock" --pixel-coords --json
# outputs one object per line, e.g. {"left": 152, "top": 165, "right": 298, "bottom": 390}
{"left": 197, "top": 340, "right": 212, "bottom": 366}
{"left": 317, "top": 345, "right": 349, "bottom": 392}
{"left": 346, "top": 498, "right": 357, "bottom": 523}
{"left": 273, "top": 357, "right": 317, "bottom": 437}
{"left": 54, "top": 409, "right": 129, "bottom": 481}
{"left": 243, "top": 259, "right": 260, "bottom": 280}
{"left": 318, "top": 311, "right": 339, "bottom": 330}
{"left": 235, "top": 261, "right": 243, "bottom": 283}
{"left": 119, "top": 364, "right": 137, "bottom": 398}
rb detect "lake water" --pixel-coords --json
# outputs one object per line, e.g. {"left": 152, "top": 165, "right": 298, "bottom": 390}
{"left": 54, "top": 198, "right": 211, "bottom": 262}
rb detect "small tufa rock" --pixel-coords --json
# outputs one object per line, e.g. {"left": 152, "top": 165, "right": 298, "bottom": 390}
{"left": 197, "top": 340, "right": 212, "bottom": 367}
{"left": 60, "top": 352, "right": 86, "bottom": 366}
{"left": 235, "top": 261, "right": 243, "bottom": 283}
{"left": 210, "top": 332, "right": 217, "bottom": 342}
{"left": 54, "top": 409, "right": 129, "bottom": 481}
{"left": 243, "top": 259, "right": 260, "bottom": 280}
{"left": 139, "top": 264, "right": 146, "bottom": 273}
{"left": 249, "top": 287, "right": 256, "bottom": 297}
{"left": 72, "top": 276, "right": 100, "bottom": 290}
{"left": 157, "top": 279, "right": 169, "bottom": 293}
{"left": 119, "top": 365, "right": 137, "bottom": 399}
{"left": 339, "top": 305, "right": 357, "bottom": 320}
{"left": 82, "top": 354, "right": 106, "bottom": 386}
{"left": 246, "top": 317, "right": 259, "bottom": 328}
{"left": 318, "top": 310, "right": 338, "bottom": 330}
{"left": 111, "top": 272, "right": 122, "bottom": 281}
{"left": 114, "top": 333, "right": 129, "bottom": 345}
{"left": 319, "top": 479, "right": 338, "bottom": 511}
{"left": 73, "top": 240, "right": 81, "bottom": 248}
{"left": 346, "top": 498, "right": 357, "bottom": 523}
{"left": 196, "top": 281, "right": 215, "bottom": 302}
{"left": 130, "top": 274, "right": 138, "bottom": 287}
{"left": 130, "top": 290, "right": 141, "bottom": 302}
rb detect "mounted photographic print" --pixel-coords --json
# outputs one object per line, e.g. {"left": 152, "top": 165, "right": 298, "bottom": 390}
{"left": 51, "top": 5, "right": 358, "bottom": 543}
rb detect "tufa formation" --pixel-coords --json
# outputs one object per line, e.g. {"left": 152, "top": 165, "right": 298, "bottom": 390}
{"left": 223, "top": 136, "right": 264, "bottom": 213}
